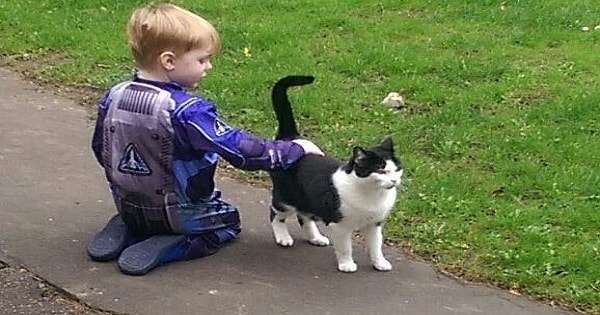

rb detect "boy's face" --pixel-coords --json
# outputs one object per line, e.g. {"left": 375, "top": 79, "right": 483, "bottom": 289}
{"left": 167, "top": 48, "right": 213, "bottom": 88}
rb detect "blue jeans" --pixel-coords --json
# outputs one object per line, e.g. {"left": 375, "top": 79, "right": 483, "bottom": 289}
{"left": 115, "top": 191, "right": 241, "bottom": 260}
{"left": 168, "top": 191, "right": 241, "bottom": 236}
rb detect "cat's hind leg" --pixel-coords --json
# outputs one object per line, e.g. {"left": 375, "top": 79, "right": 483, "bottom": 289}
{"left": 297, "top": 214, "right": 330, "bottom": 246}
{"left": 270, "top": 204, "right": 295, "bottom": 247}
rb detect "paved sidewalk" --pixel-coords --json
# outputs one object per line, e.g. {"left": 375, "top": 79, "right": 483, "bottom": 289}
{"left": 0, "top": 68, "right": 573, "bottom": 315}
{"left": 0, "top": 261, "right": 111, "bottom": 315}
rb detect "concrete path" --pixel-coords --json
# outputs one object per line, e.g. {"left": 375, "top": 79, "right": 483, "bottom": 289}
{"left": 0, "top": 68, "right": 573, "bottom": 315}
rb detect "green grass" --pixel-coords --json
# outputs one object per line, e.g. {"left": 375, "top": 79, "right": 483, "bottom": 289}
{"left": 1, "top": 0, "right": 599, "bottom": 312}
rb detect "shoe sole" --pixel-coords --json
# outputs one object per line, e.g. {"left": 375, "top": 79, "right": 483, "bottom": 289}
{"left": 87, "top": 215, "right": 129, "bottom": 262}
{"left": 118, "top": 235, "right": 186, "bottom": 276}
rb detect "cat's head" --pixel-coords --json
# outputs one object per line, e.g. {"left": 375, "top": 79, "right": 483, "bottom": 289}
{"left": 342, "top": 137, "right": 404, "bottom": 190}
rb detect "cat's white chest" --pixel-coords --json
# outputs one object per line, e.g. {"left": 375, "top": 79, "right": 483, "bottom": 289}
{"left": 342, "top": 190, "right": 395, "bottom": 225}
{"left": 332, "top": 170, "right": 397, "bottom": 229}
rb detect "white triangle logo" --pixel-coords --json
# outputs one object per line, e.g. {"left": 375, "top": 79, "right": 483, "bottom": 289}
{"left": 118, "top": 143, "right": 152, "bottom": 176}
{"left": 214, "top": 118, "right": 232, "bottom": 136}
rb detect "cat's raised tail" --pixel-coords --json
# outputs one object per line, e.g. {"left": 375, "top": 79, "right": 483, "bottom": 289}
{"left": 272, "top": 75, "right": 315, "bottom": 140}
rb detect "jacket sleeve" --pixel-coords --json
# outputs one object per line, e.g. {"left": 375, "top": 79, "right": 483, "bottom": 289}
{"left": 176, "top": 99, "right": 305, "bottom": 171}
{"left": 91, "top": 91, "right": 110, "bottom": 167}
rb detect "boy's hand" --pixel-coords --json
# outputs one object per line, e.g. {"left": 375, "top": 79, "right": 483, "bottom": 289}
{"left": 292, "top": 139, "right": 324, "bottom": 156}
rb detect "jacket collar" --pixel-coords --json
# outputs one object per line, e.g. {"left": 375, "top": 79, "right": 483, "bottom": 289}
{"left": 132, "top": 72, "right": 187, "bottom": 92}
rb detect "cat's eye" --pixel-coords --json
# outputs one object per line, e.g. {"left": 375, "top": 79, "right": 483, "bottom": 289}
{"left": 375, "top": 169, "right": 388, "bottom": 174}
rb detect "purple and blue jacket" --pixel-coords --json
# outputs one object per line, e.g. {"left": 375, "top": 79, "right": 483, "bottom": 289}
{"left": 91, "top": 75, "right": 304, "bottom": 234}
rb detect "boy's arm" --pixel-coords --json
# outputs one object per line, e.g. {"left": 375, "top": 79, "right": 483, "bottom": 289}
{"left": 91, "top": 92, "right": 110, "bottom": 167}
{"left": 176, "top": 100, "right": 309, "bottom": 171}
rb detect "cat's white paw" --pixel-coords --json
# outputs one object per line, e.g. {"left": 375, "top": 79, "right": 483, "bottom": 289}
{"left": 274, "top": 233, "right": 294, "bottom": 247}
{"left": 308, "top": 235, "right": 330, "bottom": 246}
{"left": 372, "top": 258, "right": 392, "bottom": 272}
{"left": 337, "top": 261, "right": 358, "bottom": 273}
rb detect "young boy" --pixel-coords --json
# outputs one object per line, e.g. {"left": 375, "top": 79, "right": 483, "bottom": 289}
{"left": 87, "top": 3, "right": 322, "bottom": 275}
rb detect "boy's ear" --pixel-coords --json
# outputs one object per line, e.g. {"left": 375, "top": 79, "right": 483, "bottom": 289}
{"left": 159, "top": 51, "right": 176, "bottom": 71}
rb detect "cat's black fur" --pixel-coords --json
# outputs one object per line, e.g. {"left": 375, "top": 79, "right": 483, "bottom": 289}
{"left": 269, "top": 75, "right": 398, "bottom": 225}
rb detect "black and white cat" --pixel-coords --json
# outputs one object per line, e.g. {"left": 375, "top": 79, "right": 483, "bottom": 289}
{"left": 268, "top": 75, "right": 404, "bottom": 272}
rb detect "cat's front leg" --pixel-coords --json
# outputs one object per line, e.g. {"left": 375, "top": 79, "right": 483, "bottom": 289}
{"left": 366, "top": 223, "right": 392, "bottom": 271}
{"left": 329, "top": 224, "right": 357, "bottom": 272}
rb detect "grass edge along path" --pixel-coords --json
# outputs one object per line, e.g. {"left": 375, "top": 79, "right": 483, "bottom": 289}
{"left": 1, "top": 1, "right": 599, "bottom": 314}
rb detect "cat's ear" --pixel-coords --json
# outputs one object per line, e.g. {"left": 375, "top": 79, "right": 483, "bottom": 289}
{"left": 380, "top": 136, "right": 394, "bottom": 152}
{"left": 353, "top": 146, "right": 366, "bottom": 157}
{"left": 343, "top": 147, "right": 365, "bottom": 173}
{"left": 352, "top": 146, "right": 368, "bottom": 163}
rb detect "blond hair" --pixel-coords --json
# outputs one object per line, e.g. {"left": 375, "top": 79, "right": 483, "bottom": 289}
{"left": 127, "top": 3, "right": 221, "bottom": 70}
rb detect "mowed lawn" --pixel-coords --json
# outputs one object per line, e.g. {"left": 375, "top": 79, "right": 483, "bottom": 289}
{"left": 1, "top": 0, "right": 599, "bottom": 313}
